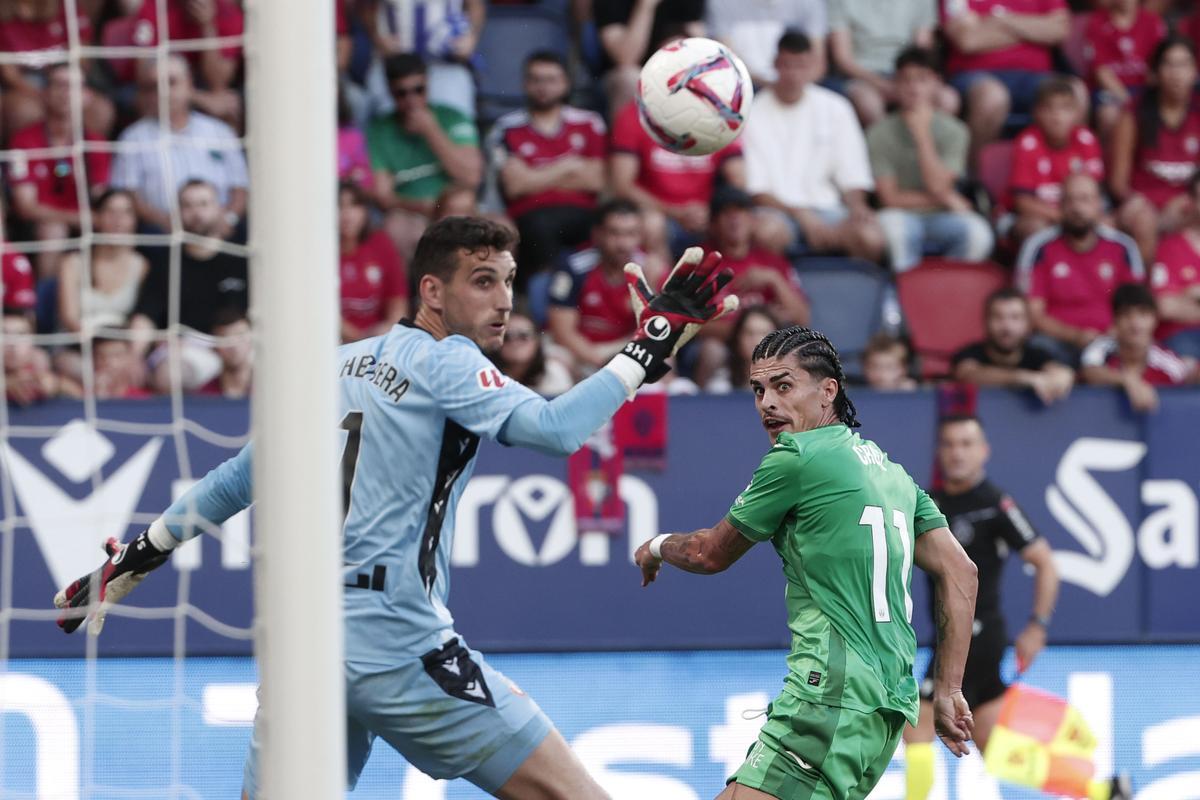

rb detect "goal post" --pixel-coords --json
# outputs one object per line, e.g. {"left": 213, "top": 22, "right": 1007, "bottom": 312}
{"left": 245, "top": 1, "right": 345, "bottom": 797}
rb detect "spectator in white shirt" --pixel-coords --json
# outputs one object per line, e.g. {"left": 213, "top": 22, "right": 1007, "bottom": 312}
{"left": 707, "top": 0, "right": 828, "bottom": 86}
{"left": 110, "top": 55, "right": 248, "bottom": 237}
{"left": 746, "top": 31, "right": 885, "bottom": 262}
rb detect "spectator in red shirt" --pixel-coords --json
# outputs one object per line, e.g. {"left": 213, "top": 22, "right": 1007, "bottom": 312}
{"left": 1, "top": 208, "right": 37, "bottom": 315}
{"left": 1110, "top": 35, "right": 1200, "bottom": 265}
{"left": 487, "top": 51, "right": 607, "bottom": 288}
{"left": 1081, "top": 282, "right": 1197, "bottom": 412}
{"left": 940, "top": 0, "right": 1074, "bottom": 163}
{"left": 610, "top": 97, "right": 745, "bottom": 265}
{"left": 1083, "top": 0, "right": 1166, "bottom": 145}
{"left": 338, "top": 182, "right": 408, "bottom": 343}
{"left": 547, "top": 199, "right": 657, "bottom": 377}
{"left": 1006, "top": 78, "right": 1104, "bottom": 245}
{"left": 8, "top": 64, "right": 112, "bottom": 279}
{"left": 1017, "top": 173, "right": 1144, "bottom": 361}
{"left": 90, "top": 335, "right": 154, "bottom": 400}
{"left": 131, "top": 0, "right": 244, "bottom": 128}
{"left": 1148, "top": 173, "right": 1200, "bottom": 358}
{"left": 0, "top": 0, "right": 112, "bottom": 136}
{"left": 692, "top": 187, "right": 810, "bottom": 388}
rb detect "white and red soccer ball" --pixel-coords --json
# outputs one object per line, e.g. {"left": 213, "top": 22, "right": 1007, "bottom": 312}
{"left": 636, "top": 37, "right": 754, "bottom": 156}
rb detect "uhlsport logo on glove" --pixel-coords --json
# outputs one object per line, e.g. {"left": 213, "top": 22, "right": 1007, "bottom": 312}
{"left": 644, "top": 316, "right": 672, "bottom": 341}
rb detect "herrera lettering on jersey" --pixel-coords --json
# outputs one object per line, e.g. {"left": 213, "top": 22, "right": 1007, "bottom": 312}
{"left": 338, "top": 354, "right": 410, "bottom": 403}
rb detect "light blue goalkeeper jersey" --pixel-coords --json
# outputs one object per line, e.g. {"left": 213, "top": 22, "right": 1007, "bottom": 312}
{"left": 334, "top": 322, "right": 547, "bottom": 663}
{"left": 161, "top": 321, "right": 629, "bottom": 665}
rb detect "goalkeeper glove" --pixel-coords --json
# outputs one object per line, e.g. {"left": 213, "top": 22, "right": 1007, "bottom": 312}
{"left": 54, "top": 530, "right": 171, "bottom": 635}
{"left": 622, "top": 247, "right": 739, "bottom": 383}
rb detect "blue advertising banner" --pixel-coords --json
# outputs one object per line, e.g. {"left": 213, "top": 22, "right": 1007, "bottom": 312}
{"left": 1, "top": 388, "right": 1198, "bottom": 657}
{"left": 3, "top": 646, "right": 1199, "bottom": 799}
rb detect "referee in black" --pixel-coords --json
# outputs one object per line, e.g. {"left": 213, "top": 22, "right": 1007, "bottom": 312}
{"left": 903, "top": 413, "right": 1060, "bottom": 799}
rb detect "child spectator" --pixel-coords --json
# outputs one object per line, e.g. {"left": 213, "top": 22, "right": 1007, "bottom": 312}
{"left": 1083, "top": 0, "right": 1166, "bottom": 145}
{"left": 1147, "top": 174, "right": 1200, "bottom": 358}
{"left": 496, "top": 310, "right": 573, "bottom": 396}
{"left": 3, "top": 309, "right": 58, "bottom": 405}
{"left": 91, "top": 335, "right": 152, "bottom": 400}
{"left": 202, "top": 308, "right": 253, "bottom": 398}
{"left": 863, "top": 333, "right": 917, "bottom": 391}
{"left": 338, "top": 182, "right": 408, "bottom": 343}
{"left": 1006, "top": 78, "right": 1103, "bottom": 246}
{"left": 1081, "top": 282, "right": 1197, "bottom": 412}
{"left": 1110, "top": 35, "right": 1200, "bottom": 265}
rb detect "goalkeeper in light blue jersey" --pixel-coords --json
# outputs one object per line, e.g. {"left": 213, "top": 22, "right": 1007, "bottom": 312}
{"left": 53, "top": 216, "right": 737, "bottom": 799}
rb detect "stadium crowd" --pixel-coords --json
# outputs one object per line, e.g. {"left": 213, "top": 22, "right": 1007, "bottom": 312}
{"left": 3, "top": 0, "right": 1200, "bottom": 410}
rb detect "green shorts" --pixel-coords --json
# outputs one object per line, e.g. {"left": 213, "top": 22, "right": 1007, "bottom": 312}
{"left": 729, "top": 692, "right": 905, "bottom": 800}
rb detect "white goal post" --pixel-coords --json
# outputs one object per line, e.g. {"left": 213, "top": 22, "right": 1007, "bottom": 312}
{"left": 245, "top": 1, "right": 345, "bottom": 797}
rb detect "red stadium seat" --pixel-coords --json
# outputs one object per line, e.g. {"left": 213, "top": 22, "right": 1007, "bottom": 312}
{"left": 1062, "top": 12, "right": 1092, "bottom": 78}
{"left": 977, "top": 140, "right": 1014, "bottom": 207}
{"left": 897, "top": 258, "right": 1010, "bottom": 379}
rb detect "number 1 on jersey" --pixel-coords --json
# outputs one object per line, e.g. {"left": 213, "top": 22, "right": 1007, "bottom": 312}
{"left": 340, "top": 411, "right": 364, "bottom": 524}
{"left": 859, "top": 505, "right": 913, "bottom": 624}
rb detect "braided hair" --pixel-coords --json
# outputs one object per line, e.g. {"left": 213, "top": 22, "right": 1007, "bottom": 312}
{"left": 751, "top": 326, "right": 861, "bottom": 429}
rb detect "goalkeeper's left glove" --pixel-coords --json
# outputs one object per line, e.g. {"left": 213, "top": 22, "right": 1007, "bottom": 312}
{"left": 54, "top": 530, "right": 171, "bottom": 635}
{"left": 622, "top": 247, "right": 739, "bottom": 383}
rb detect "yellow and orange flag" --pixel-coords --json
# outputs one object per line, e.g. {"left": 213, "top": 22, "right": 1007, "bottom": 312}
{"left": 984, "top": 683, "right": 1101, "bottom": 799}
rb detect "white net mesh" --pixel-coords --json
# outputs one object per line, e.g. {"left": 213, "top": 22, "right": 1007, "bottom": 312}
{"left": 0, "top": 2, "right": 255, "bottom": 796}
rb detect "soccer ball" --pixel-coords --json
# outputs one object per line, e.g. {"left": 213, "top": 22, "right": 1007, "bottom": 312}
{"left": 637, "top": 37, "right": 753, "bottom": 156}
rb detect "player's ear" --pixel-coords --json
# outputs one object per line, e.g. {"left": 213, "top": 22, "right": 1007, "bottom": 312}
{"left": 822, "top": 376, "right": 839, "bottom": 404}
{"left": 419, "top": 274, "right": 445, "bottom": 312}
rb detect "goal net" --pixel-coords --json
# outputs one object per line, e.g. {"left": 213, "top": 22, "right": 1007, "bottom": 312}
{"left": 0, "top": 1, "right": 343, "bottom": 797}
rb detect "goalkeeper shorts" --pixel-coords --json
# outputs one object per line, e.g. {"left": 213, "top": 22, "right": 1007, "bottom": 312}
{"left": 729, "top": 691, "right": 905, "bottom": 800}
{"left": 242, "top": 637, "right": 551, "bottom": 797}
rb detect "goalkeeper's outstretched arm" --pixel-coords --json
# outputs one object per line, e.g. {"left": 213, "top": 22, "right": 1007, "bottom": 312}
{"left": 54, "top": 444, "right": 254, "bottom": 635}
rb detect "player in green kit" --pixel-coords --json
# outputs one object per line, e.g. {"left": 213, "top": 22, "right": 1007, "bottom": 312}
{"left": 634, "top": 327, "right": 980, "bottom": 800}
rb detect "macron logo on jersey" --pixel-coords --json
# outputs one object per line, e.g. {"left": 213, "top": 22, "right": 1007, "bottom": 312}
{"left": 477, "top": 369, "right": 507, "bottom": 390}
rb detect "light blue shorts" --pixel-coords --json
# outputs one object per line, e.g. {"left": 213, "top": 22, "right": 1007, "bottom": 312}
{"left": 242, "top": 637, "right": 551, "bottom": 797}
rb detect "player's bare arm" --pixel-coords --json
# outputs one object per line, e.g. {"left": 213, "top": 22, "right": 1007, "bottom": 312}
{"left": 634, "top": 519, "right": 756, "bottom": 586}
{"left": 914, "top": 526, "right": 979, "bottom": 757}
{"left": 1014, "top": 538, "right": 1059, "bottom": 672}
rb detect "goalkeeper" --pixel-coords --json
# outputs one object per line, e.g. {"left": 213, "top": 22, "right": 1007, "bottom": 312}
{"left": 634, "top": 327, "right": 979, "bottom": 800}
{"left": 53, "top": 216, "right": 736, "bottom": 800}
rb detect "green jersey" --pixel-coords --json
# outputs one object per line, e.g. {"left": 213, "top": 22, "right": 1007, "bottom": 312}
{"left": 366, "top": 104, "right": 479, "bottom": 201}
{"left": 726, "top": 425, "right": 947, "bottom": 726}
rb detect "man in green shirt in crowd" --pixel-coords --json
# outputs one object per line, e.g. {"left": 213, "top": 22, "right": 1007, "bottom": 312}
{"left": 367, "top": 53, "right": 482, "bottom": 254}
{"left": 866, "top": 46, "right": 994, "bottom": 273}
{"left": 635, "top": 326, "right": 979, "bottom": 800}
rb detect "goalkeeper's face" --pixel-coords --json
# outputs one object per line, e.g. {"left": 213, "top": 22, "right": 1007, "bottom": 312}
{"left": 440, "top": 247, "right": 517, "bottom": 353}
{"left": 749, "top": 355, "right": 839, "bottom": 443}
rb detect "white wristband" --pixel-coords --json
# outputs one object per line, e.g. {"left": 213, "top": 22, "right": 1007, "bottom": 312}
{"left": 603, "top": 353, "right": 647, "bottom": 400}
{"left": 147, "top": 517, "right": 181, "bottom": 551}
{"left": 648, "top": 534, "right": 670, "bottom": 560}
